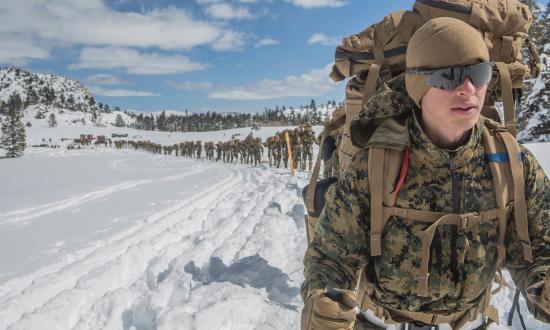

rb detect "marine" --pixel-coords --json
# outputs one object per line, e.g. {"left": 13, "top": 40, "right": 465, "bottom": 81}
{"left": 301, "top": 18, "right": 550, "bottom": 330}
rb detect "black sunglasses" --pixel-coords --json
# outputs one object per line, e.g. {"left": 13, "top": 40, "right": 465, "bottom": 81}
{"left": 406, "top": 61, "right": 495, "bottom": 91}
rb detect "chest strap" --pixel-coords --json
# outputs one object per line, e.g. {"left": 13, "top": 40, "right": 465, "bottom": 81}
{"left": 381, "top": 206, "right": 509, "bottom": 297}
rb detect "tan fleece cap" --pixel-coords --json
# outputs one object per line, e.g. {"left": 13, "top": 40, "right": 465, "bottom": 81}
{"left": 405, "top": 17, "right": 490, "bottom": 108}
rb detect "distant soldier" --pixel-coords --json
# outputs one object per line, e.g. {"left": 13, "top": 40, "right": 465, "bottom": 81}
{"left": 253, "top": 137, "right": 263, "bottom": 166}
{"left": 301, "top": 125, "right": 317, "bottom": 171}
{"left": 216, "top": 142, "right": 223, "bottom": 161}
{"left": 272, "top": 133, "right": 281, "bottom": 168}
{"left": 195, "top": 141, "right": 202, "bottom": 159}
{"left": 265, "top": 136, "right": 274, "bottom": 166}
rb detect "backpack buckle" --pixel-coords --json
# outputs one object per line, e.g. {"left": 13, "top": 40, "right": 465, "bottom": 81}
{"left": 459, "top": 216, "right": 469, "bottom": 230}
{"left": 459, "top": 212, "right": 479, "bottom": 230}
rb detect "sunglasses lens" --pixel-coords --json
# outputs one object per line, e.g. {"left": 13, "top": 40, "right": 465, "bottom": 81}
{"left": 467, "top": 62, "right": 494, "bottom": 87}
{"left": 425, "top": 62, "right": 494, "bottom": 91}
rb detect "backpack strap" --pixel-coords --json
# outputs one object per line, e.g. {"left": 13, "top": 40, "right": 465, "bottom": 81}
{"left": 499, "top": 130, "right": 533, "bottom": 263}
{"left": 360, "top": 24, "right": 391, "bottom": 108}
{"left": 481, "top": 125, "right": 511, "bottom": 264}
{"left": 482, "top": 122, "right": 533, "bottom": 263}
{"left": 495, "top": 62, "right": 517, "bottom": 137}
{"left": 368, "top": 147, "right": 404, "bottom": 256}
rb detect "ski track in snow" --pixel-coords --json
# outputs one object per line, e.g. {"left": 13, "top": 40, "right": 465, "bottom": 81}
{"left": 0, "top": 154, "right": 307, "bottom": 330}
{"left": 0, "top": 166, "right": 209, "bottom": 227}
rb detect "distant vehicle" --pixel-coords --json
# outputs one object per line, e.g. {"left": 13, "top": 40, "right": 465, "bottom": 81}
{"left": 112, "top": 133, "right": 128, "bottom": 138}
{"left": 251, "top": 123, "right": 261, "bottom": 131}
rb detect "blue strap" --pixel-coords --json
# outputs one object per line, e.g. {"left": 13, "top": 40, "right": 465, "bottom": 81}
{"left": 487, "top": 152, "right": 524, "bottom": 163}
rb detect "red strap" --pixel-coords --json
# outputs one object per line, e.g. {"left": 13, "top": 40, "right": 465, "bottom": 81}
{"left": 391, "top": 146, "right": 409, "bottom": 198}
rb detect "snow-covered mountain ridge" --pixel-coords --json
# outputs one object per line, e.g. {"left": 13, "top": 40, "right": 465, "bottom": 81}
{"left": 0, "top": 67, "right": 102, "bottom": 114}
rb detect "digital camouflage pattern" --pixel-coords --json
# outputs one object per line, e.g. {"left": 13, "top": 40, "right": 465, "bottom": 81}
{"left": 302, "top": 75, "right": 550, "bottom": 319}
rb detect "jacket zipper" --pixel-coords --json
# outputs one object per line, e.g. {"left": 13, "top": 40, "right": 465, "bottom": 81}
{"left": 449, "top": 157, "right": 460, "bottom": 283}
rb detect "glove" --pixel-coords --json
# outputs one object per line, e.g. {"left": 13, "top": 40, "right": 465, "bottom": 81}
{"left": 540, "top": 277, "right": 550, "bottom": 314}
{"left": 301, "top": 288, "right": 357, "bottom": 330}
{"left": 527, "top": 272, "right": 550, "bottom": 315}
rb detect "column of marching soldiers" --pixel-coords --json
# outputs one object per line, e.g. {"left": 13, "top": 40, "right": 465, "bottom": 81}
{"left": 111, "top": 124, "right": 318, "bottom": 171}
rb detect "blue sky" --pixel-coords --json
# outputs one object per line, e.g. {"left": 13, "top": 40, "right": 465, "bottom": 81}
{"left": 0, "top": 0, "right": 547, "bottom": 113}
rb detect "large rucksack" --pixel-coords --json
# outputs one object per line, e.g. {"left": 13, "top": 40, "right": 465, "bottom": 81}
{"left": 303, "top": 0, "right": 541, "bottom": 327}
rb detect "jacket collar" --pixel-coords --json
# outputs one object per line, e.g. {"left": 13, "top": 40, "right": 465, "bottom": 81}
{"left": 409, "top": 108, "right": 483, "bottom": 169}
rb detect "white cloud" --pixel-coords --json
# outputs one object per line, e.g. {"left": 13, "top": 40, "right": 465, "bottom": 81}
{"left": 205, "top": 3, "right": 254, "bottom": 20}
{"left": 90, "top": 86, "right": 160, "bottom": 97}
{"left": 308, "top": 33, "right": 340, "bottom": 46}
{"left": 87, "top": 74, "right": 128, "bottom": 85}
{"left": 70, "top": 47, "right": 209, "bottom": 75}
{"left": 211, "top": 31, "right": 247, "bottom": 51}
{"left": 209, "top": 64, "right": 339, "bottom": 100}
{"left": 287, "top": 0, "right": 347, "bottom": 8}
{"left": 0, "top": 37, "right": 49, "bottom": 65}
{"left": 166, "top": 81, "right": 215, "bottom": 90}
{"left": 254, "top": 38, "right": 279, "bottom": 48}
{"left": 0, "top": 0, "right": 246, "bottom": 64}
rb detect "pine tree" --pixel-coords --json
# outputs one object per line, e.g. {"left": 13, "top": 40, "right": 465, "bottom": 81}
{"left": 0, "top": 101, "right": 7, "bottom": 115}
{"left": 48, "top": 113, "right": 57, "bottom": 127}
{"left": 7, "top": 93, "right": 23, "bottom": 113}
{"left": 114, "top": 114, "right": 125, "bottom": 127}
{"left": 0, "top": 104, "right": 26, "bottom": 158}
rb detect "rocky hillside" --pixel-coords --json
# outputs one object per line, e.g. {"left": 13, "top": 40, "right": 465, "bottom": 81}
{"left": 0, "top": 67, "right": 105, "bottom": 114}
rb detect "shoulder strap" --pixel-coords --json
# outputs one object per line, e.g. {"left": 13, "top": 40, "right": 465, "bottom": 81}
{"left": 495, "top": 62, "right": 517, "bottom": 137}
{"left": 368, "top": 147, "right": 404, "bottom": 256}
{"left": 500, "top": 131, "right": 533, "bottom": 263}
{"left": 482, "top": 122, "right": 533, "bottom": 263}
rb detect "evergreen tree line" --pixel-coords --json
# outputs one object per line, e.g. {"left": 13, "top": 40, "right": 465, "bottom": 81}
{"left": 124, "top": 99, "right": 339, "bottom": 133}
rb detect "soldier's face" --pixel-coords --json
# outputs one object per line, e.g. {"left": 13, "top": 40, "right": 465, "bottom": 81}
{"left": 421, "top": 78, "right": 487, "bottom": 136}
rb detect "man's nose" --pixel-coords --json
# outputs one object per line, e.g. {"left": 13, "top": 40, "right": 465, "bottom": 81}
{"left": 456, "top": 77, "right": 477, "bottom": 95}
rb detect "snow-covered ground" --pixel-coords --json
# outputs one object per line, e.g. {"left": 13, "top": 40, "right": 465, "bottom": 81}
{"left": 0, "top": 118, "right": 549, "bottom": 329}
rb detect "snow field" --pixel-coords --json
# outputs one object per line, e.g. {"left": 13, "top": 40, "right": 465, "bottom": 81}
{"left": 0, "top": 148, "right": 307, "bottom": 329}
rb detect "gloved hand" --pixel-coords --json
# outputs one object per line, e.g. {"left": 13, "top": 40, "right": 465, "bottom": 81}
{"left": 540, "top": 277, "right": 550, "bottom": 314}
{"left": 301, "top": 288, "right": 357, "bottom": 330}
{"left": 527, "top": 271, "right": 550, "bottom": 315}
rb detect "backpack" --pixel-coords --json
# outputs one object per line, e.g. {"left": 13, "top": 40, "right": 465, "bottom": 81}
{"left": 303, "top": 0, "right": 541, "bottom": 327}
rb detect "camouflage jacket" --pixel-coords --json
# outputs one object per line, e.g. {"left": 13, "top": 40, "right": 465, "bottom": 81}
{"left": 302, "top": 75, "right": 550, "bottom": 319}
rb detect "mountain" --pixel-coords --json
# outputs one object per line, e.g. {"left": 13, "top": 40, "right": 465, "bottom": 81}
{"left": 0, "top": 67, "right": 102, "bottom": 114}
